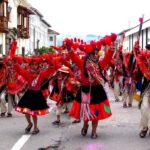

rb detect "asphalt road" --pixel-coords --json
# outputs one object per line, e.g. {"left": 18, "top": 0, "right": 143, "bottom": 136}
{"left": 0, "top": 91, "right": 150, "bottom": 150}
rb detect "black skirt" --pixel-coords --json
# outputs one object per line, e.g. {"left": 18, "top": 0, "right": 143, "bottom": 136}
{"left": 16, "top": 89, "right": 49, "bottom": 116}
{"left": 75, "top": 84, "right": 107, "bottom": 104}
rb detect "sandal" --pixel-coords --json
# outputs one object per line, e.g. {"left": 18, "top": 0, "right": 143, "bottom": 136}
{"left": 52, "top": 120, "right": 60, "bottom": 125}
{"left": 32, "top": 128, "right": 40, "bottom": 135}
{"left": 63, "top": 110, "right": 69, "bottom": 114}
{"left": 123, "top": 103, "right": 127, "bottom": 108}
{"left": 7, "top": 113, "right": 12, "bottom": 117}
{"left": 1, "top": 112, "right": 6, "bottom": 117}
{"left": 25, "top": 124, "right": 33, "bottom": 134}
{"left": 72, "top": 120, "right": 81, "bottom": 124}
{"left": 139, "top": 127, "right": 148, "bottom": 138}
{"left": 81, "top": 125, "right": 89, "bottom": 136}
{"left": 91, "top": 132, "right": 98, "bottom": 139}
{"left": 128, "top": 103, "right": 132, "bottom": 107}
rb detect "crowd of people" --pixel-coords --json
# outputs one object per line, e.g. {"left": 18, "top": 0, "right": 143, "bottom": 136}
{"left": 0, "top": 33, "right": 150, "bottom": 139}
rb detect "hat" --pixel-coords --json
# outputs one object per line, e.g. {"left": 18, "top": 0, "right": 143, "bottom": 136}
{"left": 145, "top": 44, "right": 150, "bottom": 50}
{"left": 58, "top": 66, "right": 70, "bottom": 73}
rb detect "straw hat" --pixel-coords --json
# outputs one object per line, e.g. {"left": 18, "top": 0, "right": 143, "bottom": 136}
{"left": 58, "top": 65, "right": 70, "bottom": 73}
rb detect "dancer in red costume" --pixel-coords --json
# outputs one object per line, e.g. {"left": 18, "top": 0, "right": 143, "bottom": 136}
{"left": 133, "top": 42, "right": 150, "bottom": 138}
{"left": 64, "top": 34, "right": 117, "bottom": 139}
{"left": 15, "top": 55, "right": 57, "bottom": 134}
{"left": 1, "top": 40, "right": 27, "bottom": 117}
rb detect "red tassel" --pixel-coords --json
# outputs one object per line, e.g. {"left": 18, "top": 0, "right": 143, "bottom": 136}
{"left": 110, "top": 33, "right": 117, "bottom": 42}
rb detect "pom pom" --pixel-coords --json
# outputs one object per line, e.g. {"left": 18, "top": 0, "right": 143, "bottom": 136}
{"left": 110, "top": 33, "right": 117, "bottom": 42}
{"left": 72, "top": 43, "right": 79, "bottom": 50}
{"left": 100, "top": 38, "right": 106, "bottom": 46}
{"left": 139, "top": 17, "right": 143, "bottom": 23}
{"left": 105, "top": 35, "right": 111, "bottom": 46}
{"left": 96, "top": 40, "right": 101, "bottom": 50}
{"left": 79, "top": 44, "right": 85, "bottom": 51}
{"left": 90, "top": 40, "right": 96, "bottom": 48}
{"left": 74, "top": 38, "right": 77, "bottom": 42}
{"left": 63, "top": 38, "right": 73, "bottom": 50}
{"left": 43, "top": 53, "right": 50, "bottom": 60}
{"left": 85, "top": 44, "right": 93, "bottom": 53}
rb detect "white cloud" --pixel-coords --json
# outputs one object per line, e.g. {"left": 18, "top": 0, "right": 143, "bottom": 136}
{"left": 29, "top": 0, "right": 149, "bottom": 36}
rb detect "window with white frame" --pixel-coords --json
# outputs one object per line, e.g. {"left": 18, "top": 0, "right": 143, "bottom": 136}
{"left": 50, "top": 36, "right": 53, "bottom": 41}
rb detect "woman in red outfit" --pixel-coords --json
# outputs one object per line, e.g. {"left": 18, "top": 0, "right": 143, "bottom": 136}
{"left": 64, "top": 37, "right": 116, "bottom": 139}
{"left": 15, "top": 57, "right": 55, "bottom": 134}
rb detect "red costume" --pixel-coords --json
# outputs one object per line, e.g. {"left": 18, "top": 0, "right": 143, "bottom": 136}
{"left": 68, "top": 48, "right": 114, "bottom": 121}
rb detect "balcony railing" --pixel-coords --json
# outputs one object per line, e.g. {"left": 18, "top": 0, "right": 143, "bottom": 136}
{"left": 24, "top": 28, "right": 29, "bottom": 39}
{"left": 17, "top": 25, "right": 29, "bottom": 39}
{"left": 0, "top": 16, "right": 8, "bottom": 33}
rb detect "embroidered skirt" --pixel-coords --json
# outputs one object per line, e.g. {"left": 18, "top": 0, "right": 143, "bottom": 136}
{"left": 69, "top": 84, "right": 112, "bottom": 121}
{"left": 15, "top": 89, "right": 49, "bottom": 116}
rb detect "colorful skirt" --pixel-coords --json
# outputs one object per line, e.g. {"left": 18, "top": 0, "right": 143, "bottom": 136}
{"left": 15, "top": 89, "right": 49, "bottom": 116}
{"left": 69, "top": 84, "right": 112, "bottom": 121}
{"left": 50, "top": 89, "right": 74, "bottom": 103}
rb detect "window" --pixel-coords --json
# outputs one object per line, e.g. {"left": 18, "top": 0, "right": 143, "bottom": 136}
{"left": 50, "top": 36, "right": 53, "bottom": 41}
{"left": 0, "top": 1, "right": 3, "bottom": 16}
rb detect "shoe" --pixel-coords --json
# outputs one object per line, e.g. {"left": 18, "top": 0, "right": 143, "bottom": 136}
{"left": 123, "top": 103, "right": 127, "bottom": 108}
{"left": 63, "top": 110, "right": 69, "bottom": 114}
{"left": 52, "top": 120, "right": 60, "bottom": 125}
{"left": 1, "top": 112, "right": 6, "bottom": 117}
{"left": 139, "top": 127, "right": 148, "bottom": 138}
{"left": 32, "top": 128, "right": 40, "bottom": 135}
{"left": 81, "top": 125, "right": 89, "bottom": 136}
{"left": 7, "top": 113, "right": 12, "bottom": 117}
{"left": 91, "top": 132, "right": 98, "bottom": 139}
{"left": 128, "top": 103, "right": 132, "bottom": 107}
{"left": 25, "top": 124, "right": 33, "bottom": 134}
{"left": 115, "top": 99, "right": 119, "bottom": 102}
{"left": 72, "top": 120, "right": 81, "bottom": 124}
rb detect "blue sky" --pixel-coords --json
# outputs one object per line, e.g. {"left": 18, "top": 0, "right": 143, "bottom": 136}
{"left": 29, "top": 0, "right": 149, "bottom": 36}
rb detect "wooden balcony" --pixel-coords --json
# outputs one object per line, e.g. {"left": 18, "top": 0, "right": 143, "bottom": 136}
{"left": 0, "top": 16, "right": 8, "bottom": 33}
{"left": 17, "top": 25, "right": 29, "bottom": 39}
{"left": 17, "top": 25, "right": 24, "bottom": 38}
{"left": 24, "top": 28, "right": 29, "bottom": 39}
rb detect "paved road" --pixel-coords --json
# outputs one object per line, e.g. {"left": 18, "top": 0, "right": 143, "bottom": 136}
{"left": 0, "top": 91, "right": 150, "bottom": 150}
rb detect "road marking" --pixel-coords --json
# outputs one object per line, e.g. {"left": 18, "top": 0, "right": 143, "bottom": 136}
{"left": 11, "top": 135, "right": 31, "bottom": 150}
{"left": 11, "top": 101, "right": 55, "bottom": 150}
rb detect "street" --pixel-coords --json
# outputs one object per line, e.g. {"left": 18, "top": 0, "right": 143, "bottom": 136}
{"left": 0, "top": 92, "right": 150, "bottom": 150}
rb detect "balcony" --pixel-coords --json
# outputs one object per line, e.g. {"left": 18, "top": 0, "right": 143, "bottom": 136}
{"left": 17, "top": 25, "right": 24, "bottom": 38}
{"left": 24, "top": 28, "right": 29, "bottom": 39}
{"left": 0, "top": 16, "right": 8, "bottom": 33}
{"left": 17, "top": 25, "right": 29, "bottom": 39}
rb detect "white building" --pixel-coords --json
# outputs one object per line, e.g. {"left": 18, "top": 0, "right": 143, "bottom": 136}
{"left": 29, "top": 7, "right": 51, "bottom": 55}
{"left": 0, "top": 0, "right": 33, "bottom": 56}
{"left": 118, "top": 19, "right": 150, "bottom": 51}
{"left": 48, "top": 29, "right": 59, "bottom": 46}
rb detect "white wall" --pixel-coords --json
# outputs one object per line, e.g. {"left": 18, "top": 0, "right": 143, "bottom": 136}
{"left": 123, "top": 20, "right": 150, "bottom": 51}
{"left": 0, "top": 34, "right": 6, "bottom": 55}
{"left": 29, "top": 13, "right": 49, "bottom": 54}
